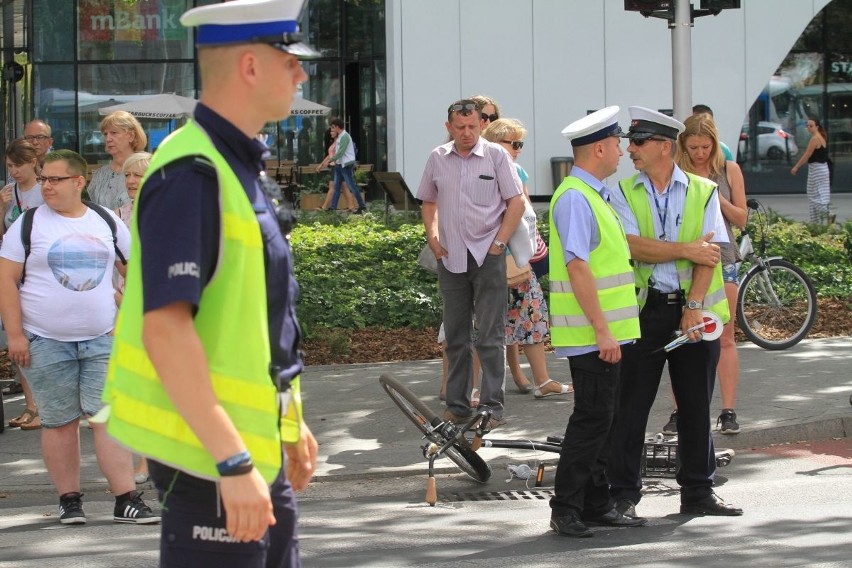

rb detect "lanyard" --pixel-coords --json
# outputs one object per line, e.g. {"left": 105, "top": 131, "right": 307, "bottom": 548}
{"left": 651, "top": 189, "right": 669, "bottom": 241}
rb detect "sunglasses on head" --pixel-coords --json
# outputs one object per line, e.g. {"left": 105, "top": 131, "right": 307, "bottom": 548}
{"left": 630, "top": 136, "right": 669, "bottom": 146}
{"left": 448, "top": 100, "right": 481, "bottom": 114}
{"left": 501, "top": 140, "right": 524, "bottom": 150}
{"left": 481, "top": 112, "right": 499, "bottom": 122}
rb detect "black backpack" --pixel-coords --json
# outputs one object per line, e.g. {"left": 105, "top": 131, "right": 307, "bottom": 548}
{"left": 20, "top": 200, "right": 127, "bottom": 283}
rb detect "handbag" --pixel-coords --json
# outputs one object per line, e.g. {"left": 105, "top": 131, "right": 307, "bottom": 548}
{"left": 506, "top": 252, "right": 532, "bottom": 286}
{"left": 417, "top": 243, "right": 439, "bottom": 275}
{"left": 507, "top": 198, "right": 536, "bottom": 266}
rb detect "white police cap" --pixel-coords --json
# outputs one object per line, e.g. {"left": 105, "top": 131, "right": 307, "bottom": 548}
{"left": 624, "top": 106, "right": 685, "bottom": 140}
{"left": 561, "top": 106, "right": 623, "bottom": 147}
{"left": 181, "top": 0, "right": 319, "bottom": 59}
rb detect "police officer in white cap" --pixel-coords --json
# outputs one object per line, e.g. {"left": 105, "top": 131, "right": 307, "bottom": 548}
{"left": 547, "top": 106, "right": 645, "bottom": 537}
{"left": 102, "top": 1, "right": 319, "bottom": 566}
{"left": 606, "top": 106, "right": 743, "bottom": 518}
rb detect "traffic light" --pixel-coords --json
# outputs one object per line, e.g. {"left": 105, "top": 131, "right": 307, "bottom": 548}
{"left": 700, "top": 0, "right": 741, "bottom": 9}
{"left": 624, "top": 0, "right": 672, "bottom": 13}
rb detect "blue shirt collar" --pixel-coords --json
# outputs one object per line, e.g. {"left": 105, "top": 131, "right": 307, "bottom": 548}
{"left": 571, "top": 165, "right": 612, "bottom": 202}
{"left": 636, "top": 163, "right": 689, "bottom": 195}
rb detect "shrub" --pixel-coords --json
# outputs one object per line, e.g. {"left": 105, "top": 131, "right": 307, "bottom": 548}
{"left": 291, "top": 219, "right": 441, "bottom": 337}
{"left": 290, "top": 214, "right": 850, "bottom": 333}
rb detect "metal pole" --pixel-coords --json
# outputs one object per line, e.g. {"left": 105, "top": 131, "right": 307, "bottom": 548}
{"left": 671, "top": 0, "right": 692, "bottom": 121}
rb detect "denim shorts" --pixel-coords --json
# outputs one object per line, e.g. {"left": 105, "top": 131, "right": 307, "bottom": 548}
{"left": 722, "top": 263, "right": 739, "bottom": 284}
{"left": 23, "top": 331, "right": 114, "bottom": 429}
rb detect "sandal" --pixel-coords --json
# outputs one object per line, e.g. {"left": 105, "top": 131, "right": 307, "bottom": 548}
{"left": 10, "top": 408, "right": 39, "bottom": 428}
{"left": 21, "top": 414, "right": 42, "bottom": 430}
{"left": 512, "top": 376, "right": 533, "bottom": 394}
{"left": 533, "top": 379, "right": 574, "bottom": 399}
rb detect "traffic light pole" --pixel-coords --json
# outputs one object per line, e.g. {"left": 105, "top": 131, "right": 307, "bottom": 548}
{"left": 671, "top": 0, "right": 692, "bottom": 121}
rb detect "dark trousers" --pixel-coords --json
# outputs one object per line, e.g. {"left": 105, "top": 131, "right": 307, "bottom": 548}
{"left": 550, "top": 351, "right": 620, "bottom": 517}
{"left": 149, "top": 455, "right": 300, "bottom": 568}
{"left": 607, "top": 300, "right": 719, "bottom": 505}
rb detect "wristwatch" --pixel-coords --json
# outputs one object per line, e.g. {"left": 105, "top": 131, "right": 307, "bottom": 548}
{"left": 686, "top": 299, "right": 703, "bottom": 310}
{"left": 493, "top": 239, "right": 507, "bottom": 252}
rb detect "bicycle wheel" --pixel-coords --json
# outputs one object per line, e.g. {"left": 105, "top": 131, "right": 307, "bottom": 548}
{"left": 736, "top": 258, "right": 817, "bottom": 350}
{"left": 379, "top": 374, "right": 491, "bottom": 482}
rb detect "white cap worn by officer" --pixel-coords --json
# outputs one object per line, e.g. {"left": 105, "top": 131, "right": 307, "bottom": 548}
{"left": 622, "top": 106, "right": 684, "bottom": 141}
{"left": 561, "top": 105, "right": 623, "bottom": 146}
{"left": 181, "top": 0, "right": 319, "bottom": 58}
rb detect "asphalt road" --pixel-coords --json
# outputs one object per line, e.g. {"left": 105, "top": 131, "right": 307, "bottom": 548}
{"left": 1, "top": 439, "right": 850, "bottom": 567}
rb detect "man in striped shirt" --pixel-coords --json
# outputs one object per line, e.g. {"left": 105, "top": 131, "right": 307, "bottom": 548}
{"left": 416, "top": 99, "right": 524, "bottom": 431}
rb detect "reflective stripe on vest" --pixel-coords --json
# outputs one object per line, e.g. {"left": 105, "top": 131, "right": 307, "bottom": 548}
{"left": 548, "top": 178, "right": 640, "bottom": 347}
{"left": 103, "top": 120, "right": 283, "bottom": 483}
{"left": 617, "top": 172, "right": 730, "bottom": 324}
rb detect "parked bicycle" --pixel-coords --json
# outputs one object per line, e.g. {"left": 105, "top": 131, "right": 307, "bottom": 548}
{"left": 380, "top": 374, "right": 733, "bottom": 506}
{"left": 736, "top": 198, "right": 818, "bottom": 350}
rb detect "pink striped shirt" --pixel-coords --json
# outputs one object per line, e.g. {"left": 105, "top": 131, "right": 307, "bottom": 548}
{"left": 417, "top": 138, "right": 522, "bottom": 273}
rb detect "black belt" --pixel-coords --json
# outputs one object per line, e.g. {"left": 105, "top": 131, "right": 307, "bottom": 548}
{"left": 646, "top": 288, "right": 683, "bottom": 305}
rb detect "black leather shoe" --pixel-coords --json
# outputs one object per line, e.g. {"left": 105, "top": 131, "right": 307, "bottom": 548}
{"left": 680, "top": 493, "right": 743, "bottom": 516}
{"left": 583, "top": 508, "right": 647, "bottom": 527}
{"left": 615, "top": 498, "right": 638, "bottom": 518}
{"left": 550, "top": 513, "right": 593, "bottom": 538}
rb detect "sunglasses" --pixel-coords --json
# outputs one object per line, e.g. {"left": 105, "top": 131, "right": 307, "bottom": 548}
{"left": 448, "top": 101, "right": 481, "bottom": 114}
{"left": 501, "top": 140, "right": 524, "bottom": 150}
{"left": 481, "top": 112, "right": 499, "bottom": 122}
{"left": 630, "top": 137, "right": 669, "bottom": 146}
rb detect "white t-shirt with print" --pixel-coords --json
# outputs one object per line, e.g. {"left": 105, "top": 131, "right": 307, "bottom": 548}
{"left": 0, "top": 205, "right": 130, "bottom": 341}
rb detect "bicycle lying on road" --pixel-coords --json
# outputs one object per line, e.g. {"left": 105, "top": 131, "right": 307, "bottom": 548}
{"left": 380, "top": 374, "right": 734, "bottom": 506}
{"left": 736, "top": 198, "right": 818, "bottom": 350}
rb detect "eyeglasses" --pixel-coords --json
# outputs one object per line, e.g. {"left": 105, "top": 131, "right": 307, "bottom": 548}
{"left": 481, "top": 112, "right": 499, "bottom": 122}
{"left": 24, "top": 135, "right": 50, "bottom": 142}
{"left": 36, "top": 175, "right": 80, "bottom": 185}
{"left": 501, "top": 140, "right": 524, "bottom": 150}
{"left": 630, "top": 137, "right": 668, "bottom": 146}
{"left": 448, "top": 100, "right": 481, "bottom": 114}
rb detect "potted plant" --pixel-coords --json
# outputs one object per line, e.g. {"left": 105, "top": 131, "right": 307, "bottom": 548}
{"left": 299, "top": 173, "right": 331, "bottom": 210}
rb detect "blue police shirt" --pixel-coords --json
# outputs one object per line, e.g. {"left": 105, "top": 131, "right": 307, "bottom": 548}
{"left": 137, "top": 103, "right": 303, "bottom": 388}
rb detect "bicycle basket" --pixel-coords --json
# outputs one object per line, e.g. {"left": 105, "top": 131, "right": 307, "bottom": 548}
{"left": 641, "top": 436, "right": 679, "bottom": 478}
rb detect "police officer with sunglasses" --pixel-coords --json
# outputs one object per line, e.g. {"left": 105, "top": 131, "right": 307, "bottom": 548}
{"left": 606, "top": 106, "right": 743, "bottom": 519}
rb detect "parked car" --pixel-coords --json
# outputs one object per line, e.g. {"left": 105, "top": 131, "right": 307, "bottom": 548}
{"left": 738, "top": 121, "right": 798, "bottom": 161}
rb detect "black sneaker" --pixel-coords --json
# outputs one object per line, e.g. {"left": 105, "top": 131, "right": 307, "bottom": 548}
{"left": 717, "top": 410, "right": 740, "bottom": 435}
{"left": 662, "top": 411, "right": 678, "bottom": 436}
{"left": 114, "top": 490, "right": 161, "bottom": 524}
{"left": 59, "top": 492, "right": 86, "bottom": 525}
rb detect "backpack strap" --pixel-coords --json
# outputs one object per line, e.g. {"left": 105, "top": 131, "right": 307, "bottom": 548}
{"left": 83, "top": 200, "right": 127, "bottom": 265}
{"left": 19, "top": 206, "right": 39, "bottom": 283}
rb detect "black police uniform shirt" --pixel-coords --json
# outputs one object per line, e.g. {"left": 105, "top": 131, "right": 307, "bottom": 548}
{"left": 137, "top": 103, "right": 303, "bottom": 389}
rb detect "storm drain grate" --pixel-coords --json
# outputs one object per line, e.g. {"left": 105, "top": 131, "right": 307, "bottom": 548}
{"left": 444, "top": 489, "right": 555, "bottom": 502}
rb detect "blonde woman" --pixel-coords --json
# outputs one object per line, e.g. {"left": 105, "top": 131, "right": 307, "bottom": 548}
{"left": 674, "top": 114, "right": 747, "bottom": 434}
{"left": 116, "top": 151, "right": 152, "bottom": 227}
{"left": 483, "top": 118, "right": 572, "bottom": 399}
{"left": 88, "top": 111, "right": 147, "bottom": 210}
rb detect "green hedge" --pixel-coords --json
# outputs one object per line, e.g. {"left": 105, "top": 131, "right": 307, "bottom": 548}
{"left": 291, "top": 215, "right": 441, "bottom": 338}
{"left": 291, "top": 213, "right": 851, "bottom": 333}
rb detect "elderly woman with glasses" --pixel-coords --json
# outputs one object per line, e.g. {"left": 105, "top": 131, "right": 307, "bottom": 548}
{"left": 87, "top": 111, "right": 148, "bottom": 210}
{"left": 483, "top": 118, "right": 572, "bottom": 399}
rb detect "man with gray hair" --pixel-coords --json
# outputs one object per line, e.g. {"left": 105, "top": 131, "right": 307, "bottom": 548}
{"left": 417, "top": 98, "right": 524, "bottom": 431}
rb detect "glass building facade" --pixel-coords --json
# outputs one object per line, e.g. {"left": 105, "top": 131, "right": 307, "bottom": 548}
{"left": 738, "top": 0, "right": 852, "bottom": 192}
{"left": 1, "top": 0, "right": 387, "bottom": 170}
